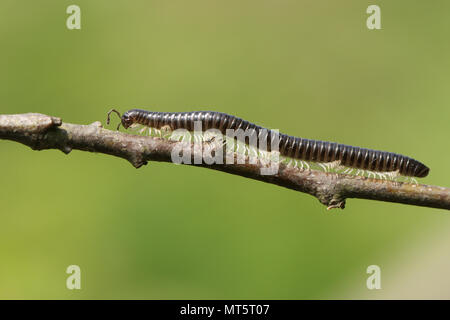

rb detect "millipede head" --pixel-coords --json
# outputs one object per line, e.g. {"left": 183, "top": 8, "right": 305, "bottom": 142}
{"left": 106, "top": 109, "right": 135, "bottom": 130}
{"left": 120, "top": 110, "right": 134, "bottom": 129}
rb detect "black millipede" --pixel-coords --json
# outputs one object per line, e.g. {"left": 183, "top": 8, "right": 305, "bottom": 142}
{"left": 106, "top": 109, "right": 430, "bottom": 178}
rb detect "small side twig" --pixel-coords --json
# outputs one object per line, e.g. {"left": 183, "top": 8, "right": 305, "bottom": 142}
{"left": 0, "top": 113, "right": 449, "bottom": 210}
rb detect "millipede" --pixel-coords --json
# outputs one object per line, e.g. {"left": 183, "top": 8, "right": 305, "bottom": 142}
{"left": 106, "top": 109, "right": 430, "bottom": 179}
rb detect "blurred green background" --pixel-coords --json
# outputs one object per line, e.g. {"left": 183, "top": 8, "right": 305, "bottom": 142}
{"left": 0, "top": 0, "right": 449, "bottom": 299}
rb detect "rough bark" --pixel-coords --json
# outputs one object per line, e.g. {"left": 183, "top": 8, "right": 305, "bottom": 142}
{"left": 1, "top": 113, "right": 449, "bottom": 210}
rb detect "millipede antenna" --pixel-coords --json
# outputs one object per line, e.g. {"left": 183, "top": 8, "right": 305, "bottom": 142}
{"left": 107, "top": 109, "right": 122, "bottom": 130}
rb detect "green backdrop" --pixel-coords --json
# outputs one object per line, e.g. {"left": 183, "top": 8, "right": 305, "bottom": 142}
{"left": 0, "top": 0, "right": 449, "bottom": 299}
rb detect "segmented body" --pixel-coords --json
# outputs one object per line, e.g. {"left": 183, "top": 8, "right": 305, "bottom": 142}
{"left": 119, "top": 109, "right": 430, "bottom": 178}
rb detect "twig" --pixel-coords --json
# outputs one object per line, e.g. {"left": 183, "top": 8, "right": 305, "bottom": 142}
{"left": 1, "top": 113, "right": 449, "bottom": 210}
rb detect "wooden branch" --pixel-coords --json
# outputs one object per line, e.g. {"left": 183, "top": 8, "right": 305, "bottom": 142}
{"left": 1, "top": 113, "right": 449, "bottom": 210}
